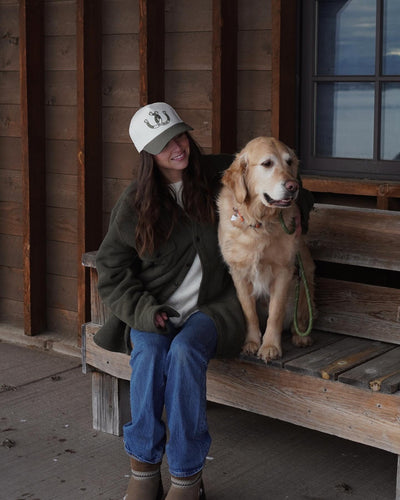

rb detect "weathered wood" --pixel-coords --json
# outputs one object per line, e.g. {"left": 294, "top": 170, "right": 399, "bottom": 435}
{"left": 45, "top": 35, "right": 76, "bottom": 71}
{"left": 245, "top": 330, "right": 341, "bottom": 369}
{"left": 103, "top": 33, "right": 139, "bottom": 71}
{"left": 103, "top": 0, "right": 139, "bottom": 34}
{"left": 84, "top": 324, "right": 130, "bottom": 380}
{"left": 238, "top": 30, "right": 271, "bottom": 71}
{"left": 397, "top": 455, "right": 400, "bottom": 500}
{"left": 237, "top": 110, "right": 272, "bottom": 148}
{"left": 166, "top": 32, "right": 212, "bottom": 71}
{"left": 0, "top": 234, "right": 23, "bottom": 269}
{"left": 306, "top": 204, "right": 400, "bottom": 271}
{"left": 102, "top": 70, "right": 140, "bottom": 108}
{"left": 206, "top": 357, "right": 400, "bottom": 456}
{"left": 0, "top": 137, "right": 21, "bottom": 170}
{"left": 285, "top": 337, "right": 394, "bottom": 380}
{"left": 165, "top": 0, "right": 212, "bottom": 32}
{"left": 47, "top": 307, "right": 78, "bottom": 340}
{"left": 139, "top": 0, "right": 165, "bottom": 105}
{"left": 47, "top": 274, "right": 78, "bottom": 312}
{"left": 165, "top": 71, "right": 212, "bottom": 109}
{"left": 303, "top": 176, "right": 400, "bottom": 206}
{"left": 212, "top": 0, "right": 237, "bottom": 153}
{"left": 237, "top": 71, "right": 271, "bottom": 111}
{"left": 338, "top": 347, "right": 400, "bottom": 394}
{"left": 20, "top": 0, "right": 46, "bottom": 335}
{"left": 314, "top": 278, "right": 400, "bottom": 344}
{"left": 0, "top": 201, "right": 22, "bottom": 236}
{"left": 77, "top": 0, "right": 103, "bottom": 340}
{"left": 46, "top": 207, "right": 77, "bottom": 244}
{"left": 47, "top": 241, "right": 77, "bottom": 277}
{"left": 88, "top": 269, "right": 110, "bottom": 325}
{"left": 271, "top": 0, "right": 297, "bottom": 146}
{"left": 91, "top": 371, "right": 131, "bottom": 436}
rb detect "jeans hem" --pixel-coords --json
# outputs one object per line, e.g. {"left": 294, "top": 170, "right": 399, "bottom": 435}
{"left": 124, "top": 445, "right": 164, "bottom": 466}
{"left": 169, "top": 464, "right": 204, "bottom": 478}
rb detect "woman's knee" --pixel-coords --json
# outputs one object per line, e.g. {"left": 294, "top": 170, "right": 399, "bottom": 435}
{"left": 130, "top": 329, "right": 171, "bottom": 364}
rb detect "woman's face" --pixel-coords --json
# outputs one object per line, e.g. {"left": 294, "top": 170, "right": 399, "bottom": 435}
{"left": 154, "top": 133, "right": 190, "bottom": 183}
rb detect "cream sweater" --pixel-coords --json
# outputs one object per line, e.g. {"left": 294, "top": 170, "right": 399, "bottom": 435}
{"left": 166, "top": 181, "right": 202, "bottom": 326}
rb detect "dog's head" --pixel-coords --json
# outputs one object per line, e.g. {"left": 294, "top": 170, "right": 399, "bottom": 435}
{"left": 222, "top": 137, "right": 300, "bottom": 208}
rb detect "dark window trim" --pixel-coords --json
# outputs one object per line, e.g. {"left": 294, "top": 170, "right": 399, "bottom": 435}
{"left": 299, "top": 0, "right": 400, "bottom": 181}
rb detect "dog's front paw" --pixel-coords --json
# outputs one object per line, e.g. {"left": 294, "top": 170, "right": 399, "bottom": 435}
{"left": 241, "top": 341, "right": 260, "bottom": 356}
{"left": 257, "top": 344, "right": 282, "bottom": 362}
{"left": 292, "top": 334, "right": 313, "bottom": 348}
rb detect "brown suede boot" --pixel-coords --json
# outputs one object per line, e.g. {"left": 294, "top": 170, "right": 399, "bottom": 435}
{"left": 123, "top": 457, "right": 163, "bottom": 500}
{"left": 165, "top": 471, "right": 205, "bottom": 499}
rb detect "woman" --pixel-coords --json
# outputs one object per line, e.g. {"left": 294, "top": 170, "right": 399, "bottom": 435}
{"left": 94, "top": 102, "right": 247, "bottom": 500}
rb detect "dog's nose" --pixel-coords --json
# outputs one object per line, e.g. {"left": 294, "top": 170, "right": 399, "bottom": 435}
{"left": 284, "top": 180, "right": 299, "bottom": 193}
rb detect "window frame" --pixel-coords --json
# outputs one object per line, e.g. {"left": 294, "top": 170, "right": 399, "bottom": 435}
{"left": 299, "top": 0, "right": 400, "bottom": 181}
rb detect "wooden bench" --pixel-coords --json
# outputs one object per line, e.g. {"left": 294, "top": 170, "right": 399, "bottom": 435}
{"left": 81, "top": 203, "right": 400, "bottom": 498}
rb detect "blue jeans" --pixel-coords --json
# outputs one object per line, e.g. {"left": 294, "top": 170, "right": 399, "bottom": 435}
{"left": 123, "top": 311, "right": 218, "bottom": 478}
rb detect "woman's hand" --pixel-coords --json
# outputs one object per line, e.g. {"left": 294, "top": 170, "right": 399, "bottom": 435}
{"left": 154, "top": 311, "right": 169, "bottom": 329}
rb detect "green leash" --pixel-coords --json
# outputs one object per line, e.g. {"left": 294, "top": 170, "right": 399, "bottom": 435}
{"left": 279, "top": 210, "right": 314, "bottom": 337}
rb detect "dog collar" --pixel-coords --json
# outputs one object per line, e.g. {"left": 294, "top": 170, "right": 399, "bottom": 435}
{"left": 231, "top": 207, "right": 262, "bottom": 229}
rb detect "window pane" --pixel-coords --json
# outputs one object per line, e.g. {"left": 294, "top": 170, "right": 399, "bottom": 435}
{"left": 383, "top": 0, "right": 400, "bottom": 75}
{"left": 381, "top": 83, "right": 400, "bottom": 160}
{"left": 315, "top": 83, "right": 375, "bottom": 158}
{"left": 317, "top": 0, "right": 376, "bottom": 75}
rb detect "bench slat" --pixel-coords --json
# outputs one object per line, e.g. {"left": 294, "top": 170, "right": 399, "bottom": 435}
{"left": 206, "top": 358, "right": 400, "bottom": 455}
{"left": 307, "top": 204, "right": 400, "bottom": 271}
{"left": 338, "top": 347, "right": 400, "bottom": 394}
{"left": 84, "top": 323, "right": 131, "bottom": 381}
{"left": 284, "top": 336, "right": 395, "bottom": 381}
{"left": 314, "top": 277, "right": 400, "bottom": 344}
{"left": 241, "top": 330, "right": 342, "bottom": 368}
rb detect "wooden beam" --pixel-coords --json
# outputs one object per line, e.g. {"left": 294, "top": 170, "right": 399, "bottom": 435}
{"left": 77, "top": 0, "right": 103, "bottom": 340}
{"left": 271, "top": 0, "right": 298, "bottom": 147}
{"left": 212, "top": 0, "right": 238, "bottom": 153}
{"left": 20, "top": 0, "right": 46, "bottom": 335}
{"left": 139, "top": 0, "right": 165, "bottom": 106}
{"left": 303, "top": 175, "right": 400, "bottom": 208}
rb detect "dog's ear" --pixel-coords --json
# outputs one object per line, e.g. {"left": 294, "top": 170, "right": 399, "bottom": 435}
{"left": 222, "top": 153, "right": 248, "bottom": 204}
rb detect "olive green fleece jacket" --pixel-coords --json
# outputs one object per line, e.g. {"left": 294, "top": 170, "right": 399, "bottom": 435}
{"left": 94, "top": 154, "right": 314, "bottom": 358}
{"left": 94, "top": 154, "right": 247, "bottom": 358}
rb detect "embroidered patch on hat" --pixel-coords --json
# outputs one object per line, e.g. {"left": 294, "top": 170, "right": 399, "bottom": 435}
{"left": 129, "top": 102, "right": 193, "bottom": 155}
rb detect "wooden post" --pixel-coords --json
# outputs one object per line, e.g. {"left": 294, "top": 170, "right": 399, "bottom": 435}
{"left": 212, "top": 0, "right": 238, "bottom": 154}
{"left": 139, "top": 0, "right": 165, "bottom": 106}
{"left": 20, "top": 0, "right": 46, "bottom": 335}
{"left": 77, "top": 0, "right": 103, "bottom": 341}
{"left": 271, "top": 0, "right": 298, "bottom": 147}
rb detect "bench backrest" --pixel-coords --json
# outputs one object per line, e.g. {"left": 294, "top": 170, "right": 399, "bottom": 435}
{"left": 305, "top": 204, "right": 400, "bottom": 344}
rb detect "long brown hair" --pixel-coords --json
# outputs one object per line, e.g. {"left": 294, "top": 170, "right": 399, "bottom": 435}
{"left": 133, "top": 134, "right": 216, "bottom": 256}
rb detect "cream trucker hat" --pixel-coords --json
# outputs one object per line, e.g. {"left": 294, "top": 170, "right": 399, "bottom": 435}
{"left": 129, "top": 102, "right": 193, "bottom": 155}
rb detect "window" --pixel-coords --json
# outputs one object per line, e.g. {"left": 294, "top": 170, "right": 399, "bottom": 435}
{"left": 300, "top": 0, "right": 400, "bottom": 180}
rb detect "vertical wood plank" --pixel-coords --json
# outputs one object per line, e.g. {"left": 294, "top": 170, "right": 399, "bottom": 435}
{"left": 139, "top": 0, "right": 165, "bottom": 105}
{"left": 92, "top": 371, "right": 131, "bottom": 436}
{"left": 212, "top": 0, "right": 238, "bottom": 153}
{"left": 20, "top": 0, "right": 46, "bottom": 335}
{"left": 77, "top": 0, "right": 103, "bottom": 341}
{"left": 396, "top": 455, "right": 400, "bottom": 500}
{"left": 271, "top": 0, "right": 298, "bottom": 147}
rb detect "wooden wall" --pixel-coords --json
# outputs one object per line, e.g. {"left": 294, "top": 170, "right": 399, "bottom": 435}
{"left": 0, "top": 0, "right": 24, "bottom": 328}
{"left": 0, "top": 0, "right": 275, "bottom": 344}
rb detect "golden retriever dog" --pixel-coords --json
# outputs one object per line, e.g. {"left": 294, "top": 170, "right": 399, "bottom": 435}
{"left": 217, "top": 137, "right": 315, "bottom": 362}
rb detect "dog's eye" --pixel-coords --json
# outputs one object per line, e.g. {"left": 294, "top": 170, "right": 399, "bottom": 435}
{"left": 262, "top": 160, "right": 273, "bottom": 168}
{"left": 286, "top": 158, "right": 293, "bottom": 166}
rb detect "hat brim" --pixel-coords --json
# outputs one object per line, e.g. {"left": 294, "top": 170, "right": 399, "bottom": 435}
{"left": 143, "top": 122, "right": 193, "bottom": 155}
